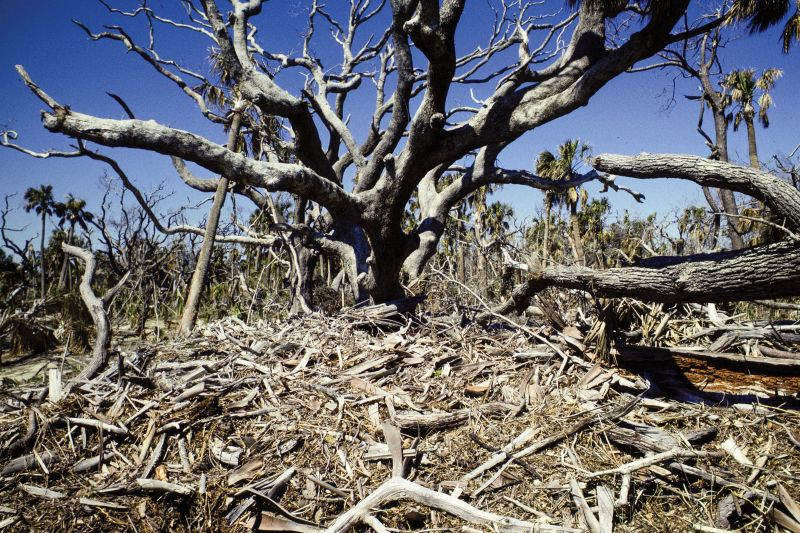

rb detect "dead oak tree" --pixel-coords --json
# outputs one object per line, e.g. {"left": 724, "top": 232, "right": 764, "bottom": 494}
{"left": 5, "top": 0, "right": 773, "bottom": 310}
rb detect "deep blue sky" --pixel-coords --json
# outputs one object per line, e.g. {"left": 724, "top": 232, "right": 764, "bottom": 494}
{"left": 1, "top": 1, "right": 798, "bottom": 241}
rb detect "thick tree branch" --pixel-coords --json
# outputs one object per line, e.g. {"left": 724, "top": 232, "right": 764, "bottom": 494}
{"left": 593, "top": 153, "right": 800, "bottom": 231}
{"left": 508, "top": 241, "right": 800, "bottom": 306}
{"left": 15, "top": 64, "right": 360, "bottom": 217}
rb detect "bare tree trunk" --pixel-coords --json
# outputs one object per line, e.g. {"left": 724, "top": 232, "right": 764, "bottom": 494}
{"left": 178, "top": 112, "right": 242, "bottom": 336}
{"left": 57, "top": 224, "right": 74, "bottom": 291}
{"left": 745, "top": 116, "right": 760, "bottom": 169}
{"left": 488, "top": 152, "right": 800, "bottom": 318}
{"left": 569, "top": 202, "right": 585, "bottom": 265}
{"left": 474, "top": 217, "right": 487, "bottom": 295}
{"left": 492, "top": 241, "right": 800, "bottom": 311}
{"left": 701, "top": 186, "right": 721, "bottom": 249}
{"left": 456, "top": 239, "right": 466, "bottom": 284}
{"left": 39, "top": 213, "right": 46, "bottom": 299}
{"left": 712, "top": 103, "right": 746, "bottom": 250}
{"left": 542, "top": 201, "right": 551, "bottom": 263}
{"left": 61, "top": 244, "right": 129, "bottom": 392}
{"left": 288, "top": 242, "right": 317, "bottom": 314}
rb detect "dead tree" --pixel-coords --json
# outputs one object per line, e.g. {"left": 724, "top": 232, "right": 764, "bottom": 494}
{"left": 492, "top": 154, "right": 800, "bottom": 315}
{"left": 6, "top": 1, "right": 774, "bottom": 309}
{"left": 61, "top": 244, "right": 129, "bottom": 390}
{"left": 178, "top": 110, "right": 244, "bottom": 336}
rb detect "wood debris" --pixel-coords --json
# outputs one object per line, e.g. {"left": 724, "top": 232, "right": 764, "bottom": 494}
{"left": 0, "top": 311, "right": 798, "bottom": 531}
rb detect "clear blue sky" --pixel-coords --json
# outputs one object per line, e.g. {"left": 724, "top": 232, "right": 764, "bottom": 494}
{"left": 1, "top": 1, "right": 798, "bottom": 240}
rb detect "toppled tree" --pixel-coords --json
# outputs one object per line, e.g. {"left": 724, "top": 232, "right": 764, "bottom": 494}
{"left": 2, "top": 0, "right": 790, "bottom": 313}
{"left": 494, "top": 154, "right": 800, "bottom": 317}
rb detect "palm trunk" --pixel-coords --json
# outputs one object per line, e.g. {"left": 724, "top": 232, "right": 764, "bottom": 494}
{"left": 474, "top": 218, "right": 487, "bottom": 295}
{"left": 58, "top": 224, "right": 75, "bottom": 290}
{"left": 569, "top": 202, "right": 584, "bottom": 265}
{"left": 745, "top": 116, "right": 760, "bottom": 169}
{"left": 39, "top": 213, "right": 46, "bottom": 299}
{"left": 542, "top": 201, "right": 551, "bottom": 264}
{"left": 456, "top": 237, "right": 466, "bottom": 283}
{"left": 178, "top": 112, "right": 242, "bottom": 336}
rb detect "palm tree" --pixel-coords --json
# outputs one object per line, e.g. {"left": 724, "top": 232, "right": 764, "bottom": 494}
{"left": 536, "top": 139, "right": 591, "bottom": 265}
{"left": 467, "top": 184, "right": 497, "bottom": 291}
{"left": 54, "top": 194, "right": 94, "bottom": 290}
{"left": 723, "top": 67, "right": 782, "bottom": 169}
{"left": 729, "top": 0, "right": 800, "bottom": 53}
{"left": 24, "top": 184, "right": 55, "bottom": 298}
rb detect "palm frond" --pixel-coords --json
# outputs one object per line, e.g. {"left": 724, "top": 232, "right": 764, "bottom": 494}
{"left": 782, "top": 7, "right": 800, "bottom": 52}
{"left": 728, "top": 0, "right": 791, "bottom": 32}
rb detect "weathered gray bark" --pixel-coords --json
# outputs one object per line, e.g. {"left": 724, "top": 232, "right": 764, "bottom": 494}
{"left": 521, "top": 242, "right": 800, "bottom": 304}
{"left": 593, "top": 153, "right": 800, "bottom": 232}
{"left": 178, "top": 111, "right": 242, "bottom": 336}
{"left": 61, "top": 244, "right": 128, "bottom": 391}
{"left": 490, "top": 153, "right": 800, "bottom": 316}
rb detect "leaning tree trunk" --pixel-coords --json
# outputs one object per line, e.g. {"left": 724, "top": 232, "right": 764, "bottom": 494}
{"left": 57, "top": 224, "right": 74, "bottom": 291}
{"left": 488, "top": 241, "right": 800, "bottom": 321}
{"left": 61, "top": 244, "right": 129, "bottom": 393}
{"left": 178, "top": 111, "right": 242, "bottom": 336}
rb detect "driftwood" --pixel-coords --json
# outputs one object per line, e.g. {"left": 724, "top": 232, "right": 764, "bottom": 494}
{"left": 61, "top": 244, "right": 129, "bottom": 392}
{"left": 325, "top": 477, "right": 540, "bottom": 533}
{"left": 0, "top": 313, "right": 797, "bottom": 531}
{"left": 392, "top": 402, "right": 513, "bottom": 432}
{"left": 617, "top": 344, "right": 800, "bottom": 394}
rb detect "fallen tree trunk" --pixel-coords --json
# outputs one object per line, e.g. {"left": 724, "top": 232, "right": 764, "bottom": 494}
{"left": 62, "top": 244, "right": 129, "bottom": 392}
{"left": 490, "top": 241, "right": 800, "bottom": 317}
{"left": 488, "top": 154, "right": 800, "bottom": 319}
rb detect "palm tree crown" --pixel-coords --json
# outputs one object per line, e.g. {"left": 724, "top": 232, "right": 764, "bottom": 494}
{"left": 23, "top": 185, "right": 55, "bottom": 217}
{"left": 728, "top": 0, "right": 800, "bottom": 52}
{"left": 724, "top": 67, "right": 782, "bottom": 129}
{"left": 54, "top": 194, "right": 94, "bottom": 234}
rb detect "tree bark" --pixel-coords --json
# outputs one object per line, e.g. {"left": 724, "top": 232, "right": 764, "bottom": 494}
{"left": 704, "top": 65, "right": 746, "bottom": 250}
{"left": 178, "top": 112, "right": 242, "bottom": 336}
{"left": 500, "top": 241, "right": 800, "bottom": 310}
{"left": 592, "top": 154, "right": 800, "bottom": 232}
{"left": 61, "top": 244, "right": 129, "bottom": 392}
{"left": 39, "top": 212, "right": 46, "bottom": 298}
{"left": 745, "top": 115, "right": 760, "bottom": 169}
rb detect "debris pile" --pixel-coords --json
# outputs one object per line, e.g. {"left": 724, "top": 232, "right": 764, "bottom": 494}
{"left": 0, "top": 313, "right": 799, "bottom": 532}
